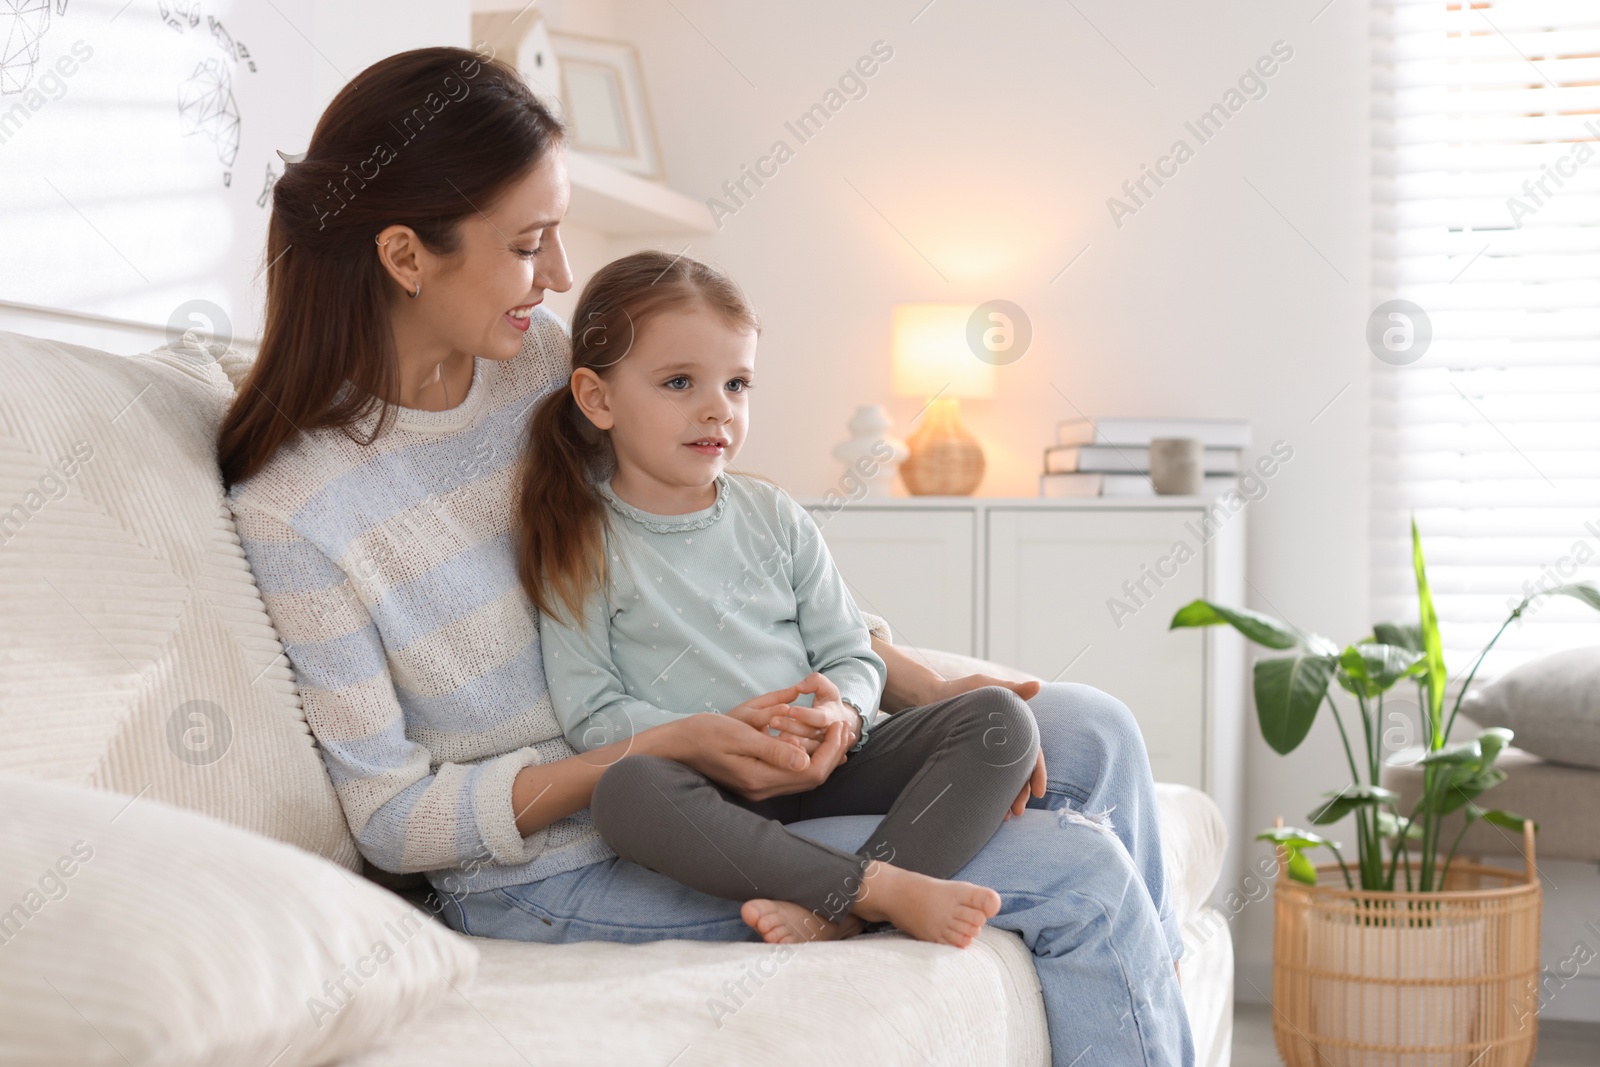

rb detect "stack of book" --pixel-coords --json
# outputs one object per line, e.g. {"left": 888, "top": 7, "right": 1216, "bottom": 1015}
{"left": 1039, "top": 417, "right": 1251, "bottom": 498}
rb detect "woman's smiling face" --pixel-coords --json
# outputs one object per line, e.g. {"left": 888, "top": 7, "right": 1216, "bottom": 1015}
{"left": 379, "top": 143, "right": 574, "bottom": 365}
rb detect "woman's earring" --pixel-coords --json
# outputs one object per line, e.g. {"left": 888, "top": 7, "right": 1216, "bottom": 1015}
{"left": 373, "top": 236, "right": 417, "bottom": 297}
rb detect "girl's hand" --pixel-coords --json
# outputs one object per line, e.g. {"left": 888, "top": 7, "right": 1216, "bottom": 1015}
{"left": 724, "top": 683, "right": 804, "bottom": 738}
{"left": 721, "top": 681, "right": 844, "bottom": 756}
{"left": 767, "top": 672, "right": 862, "bottom": 753}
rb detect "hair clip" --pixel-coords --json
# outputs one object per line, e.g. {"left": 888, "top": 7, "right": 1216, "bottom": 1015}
{"left": 276, "top": 149, "right": 307, "bottom": 164}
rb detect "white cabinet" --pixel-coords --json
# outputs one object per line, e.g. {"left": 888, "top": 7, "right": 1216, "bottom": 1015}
{"left": 987, "top": 508, "right": 1213, "bottom": 790}
{"left": 808, "top": 504, "right": 977, "bottom": 656}
{"left": 803, "top": 495, "right": 1246, "bottom": 883}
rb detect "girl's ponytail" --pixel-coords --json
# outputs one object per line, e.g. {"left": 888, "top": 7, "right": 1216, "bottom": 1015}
{"left": 515, "top": 375, "right": 611, "bottom": 627}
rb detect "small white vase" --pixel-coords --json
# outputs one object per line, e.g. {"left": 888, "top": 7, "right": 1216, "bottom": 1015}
{"left": 831, "top": 405, "right": 908, "bottom": 500}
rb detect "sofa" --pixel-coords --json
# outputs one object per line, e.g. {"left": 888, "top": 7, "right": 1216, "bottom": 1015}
{"left": 0, "top": 330, "right": 1234, "bottom": 1066}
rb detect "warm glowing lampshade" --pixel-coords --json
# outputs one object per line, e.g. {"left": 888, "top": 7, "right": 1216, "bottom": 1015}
{"left": 889, "top": 303, "right": 994, "bottom": 496}
{"left": 891, "top": 304, "right": 997, "bottom": 400}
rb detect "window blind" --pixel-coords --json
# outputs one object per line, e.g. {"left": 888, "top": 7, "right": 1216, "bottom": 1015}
{"left": 1372, "top": 0, "right": 1600, "bottom": 680}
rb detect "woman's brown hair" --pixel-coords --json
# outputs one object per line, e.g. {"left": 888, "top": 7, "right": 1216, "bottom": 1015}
{"left": 516, "top": 250, "right": 760, "bottom": 627}
{"left": 217, "top": 46, "right": 565, "bottom": 489}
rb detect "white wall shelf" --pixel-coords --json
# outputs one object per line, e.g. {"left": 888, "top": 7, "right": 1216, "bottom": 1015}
{"left": 564, "top": 150, "right": 715, "bottom": 236}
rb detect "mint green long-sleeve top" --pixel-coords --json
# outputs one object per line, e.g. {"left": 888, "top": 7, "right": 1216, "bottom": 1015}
{"left": 541, "top": 471, "right": 889, "bottom": 754}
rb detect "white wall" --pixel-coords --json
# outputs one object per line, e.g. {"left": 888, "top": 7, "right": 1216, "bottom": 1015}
{"left": 311, "top": 1, "right": 472, "bottom": 116}
{"left": 548, "top": 0, "right": 1373, "bottom": 999}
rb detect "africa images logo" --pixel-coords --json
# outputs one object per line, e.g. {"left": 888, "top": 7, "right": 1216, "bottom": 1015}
{"left": 1366, "top": 299, "right": 1432, "bottom": 367}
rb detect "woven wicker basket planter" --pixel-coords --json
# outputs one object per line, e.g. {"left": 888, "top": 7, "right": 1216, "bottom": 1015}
{"left": 1270, "top": 823, "right": 1542, "bottom": 1067}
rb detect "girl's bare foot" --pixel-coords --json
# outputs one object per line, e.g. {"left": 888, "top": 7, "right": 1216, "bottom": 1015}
{"left": 849, "top": 861, "right": 1001, "bottom": 948}
{"left": 741, "top": 898, "right": 865, "bottom": 945}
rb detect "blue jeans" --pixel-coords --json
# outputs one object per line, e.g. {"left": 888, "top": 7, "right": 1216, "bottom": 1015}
{"left": 438, "top": 683, "right": 1194, "bottom": 1065}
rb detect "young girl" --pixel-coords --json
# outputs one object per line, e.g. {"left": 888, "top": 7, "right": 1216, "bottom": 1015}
{"left": 515, "top": 250, "right": 1041, "bottom": 947}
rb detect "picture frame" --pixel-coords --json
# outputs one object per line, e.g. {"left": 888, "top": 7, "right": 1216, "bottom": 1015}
{"left": 549, "top": 32, "right": 663, "bottom": 180}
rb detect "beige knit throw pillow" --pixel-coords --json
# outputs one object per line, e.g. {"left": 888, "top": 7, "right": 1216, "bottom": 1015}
{"left": 0, "top": 330, "right": 358, "bottom": 869}
{"left": 0, "top": 773, "right": 477, "bottom": 1066}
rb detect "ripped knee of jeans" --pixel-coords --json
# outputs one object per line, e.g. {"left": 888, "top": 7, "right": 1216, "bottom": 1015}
{"left": 1057, "top": 803, "right": 1117, "bottom": 835}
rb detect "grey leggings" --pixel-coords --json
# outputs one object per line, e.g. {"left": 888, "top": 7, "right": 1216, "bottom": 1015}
{"left": 587, "top": 686, "right": 1040, "bottom": 924}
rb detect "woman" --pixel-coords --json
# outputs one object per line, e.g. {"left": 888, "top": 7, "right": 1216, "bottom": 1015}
{"left": 220, "top": 47, "right": 1193, "bottom": 1064}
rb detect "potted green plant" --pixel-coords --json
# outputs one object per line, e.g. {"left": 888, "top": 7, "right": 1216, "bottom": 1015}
{"left": 1170, "top": 519, "right": 1600, "bottom": 1067}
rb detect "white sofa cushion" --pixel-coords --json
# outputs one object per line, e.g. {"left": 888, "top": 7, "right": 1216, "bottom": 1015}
{"left": 341, "top": 926, "right": 1046, "bottom": 1067}
{"left": 0, "top": 773, "right": 478, "bottom": 1067}
{"left": 0, "top": 331, "right": 358, "bottom": 868}
{"left": 1156, "top": 783, "right": 1228, "bottom": 930}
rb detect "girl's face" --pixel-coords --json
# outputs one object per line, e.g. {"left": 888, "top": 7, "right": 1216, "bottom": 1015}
{"left": 572, "top": 303, "right": 757, "bottom": 509}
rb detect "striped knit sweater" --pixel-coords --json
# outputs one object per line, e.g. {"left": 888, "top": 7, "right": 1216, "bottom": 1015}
{"left": 227, "top": 305, "right": 890, "bottom": 896}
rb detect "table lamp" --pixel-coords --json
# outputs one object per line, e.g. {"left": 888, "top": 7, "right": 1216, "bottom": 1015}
{"left": 891, "top": 303, "right": 996, "bottom": 496}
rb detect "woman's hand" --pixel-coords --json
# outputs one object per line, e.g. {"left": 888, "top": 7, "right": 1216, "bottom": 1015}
{"left": 936, "top": 672, "right": 1042, "bottom": 706}
{"left": 1005, "top": 750, "right": 1048, "bottom": 819}
{"left": 872, "top": 635, "right": 1042, "bottom": 712}
{"left": 668, "top": 700, "right": 853, "bottom": 802}
{"left": 512, "top": 703, "right": 840, "bottom": 837}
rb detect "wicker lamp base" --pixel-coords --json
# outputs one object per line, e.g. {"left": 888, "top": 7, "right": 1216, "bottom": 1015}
{"left": 900, "top": 396, "right": 985, "bottom": 496}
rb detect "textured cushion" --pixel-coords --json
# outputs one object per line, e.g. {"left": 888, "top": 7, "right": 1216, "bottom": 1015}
{"left": 0, "top": 330, "right": 358, "bottom": 868}
{"left": 1384, "top": 745, "right": 1600, "bottom": 864}
{"left": 1460, "top": 645, "right": 1600, "bottom": 769}
{"left": 0, "top": 774, "right": 478, "bottom": 1067}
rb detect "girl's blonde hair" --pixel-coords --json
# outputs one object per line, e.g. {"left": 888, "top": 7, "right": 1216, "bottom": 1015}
{"left": 515, "top": 250, "right": 760, "bottom": 626}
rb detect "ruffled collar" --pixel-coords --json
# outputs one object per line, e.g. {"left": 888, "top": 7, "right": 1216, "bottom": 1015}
{"left": 597, "top": 474, "right": 730, "bottom": 533}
